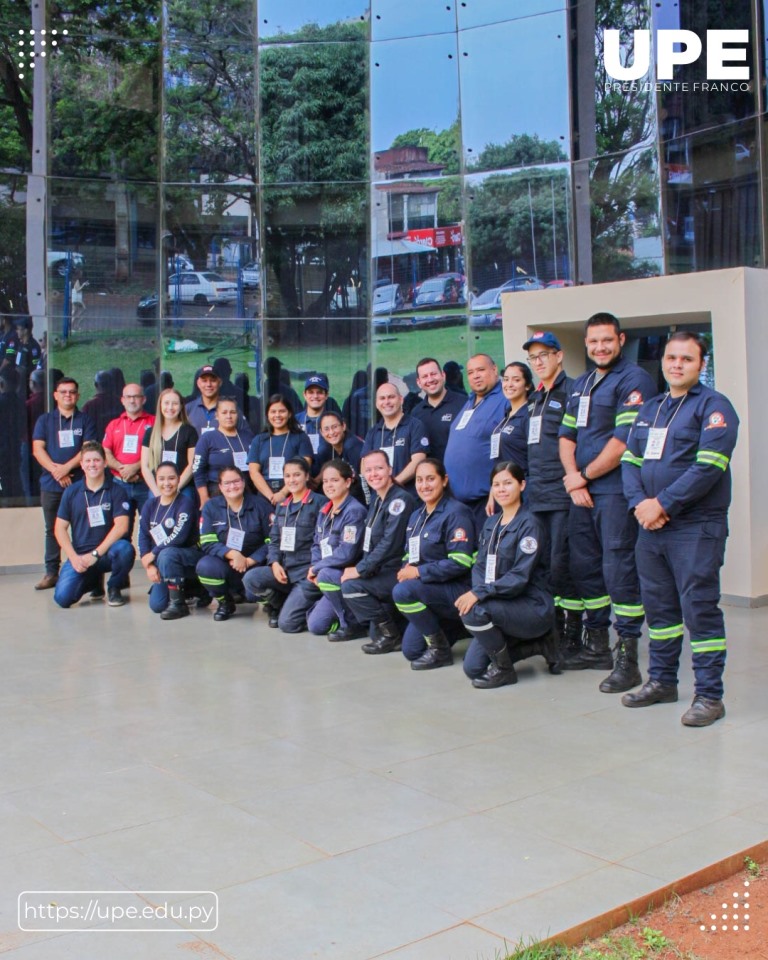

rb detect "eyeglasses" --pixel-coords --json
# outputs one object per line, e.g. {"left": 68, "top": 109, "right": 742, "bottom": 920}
{"left": 527, "top": 352, "right": 555, "bottom": 365}
{"left": 220, "top": 479, "right": 244, "bottom": 487}
{"left": 56, "top": 389, "right": 77, "bottom": 395}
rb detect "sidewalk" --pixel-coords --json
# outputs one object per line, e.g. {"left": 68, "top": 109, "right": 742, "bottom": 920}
{"left": 1, "top": 575, "right": 766, "bottom": 959}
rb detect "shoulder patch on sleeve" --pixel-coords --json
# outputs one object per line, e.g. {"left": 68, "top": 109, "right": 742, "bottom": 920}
{"left": 121, "top": 501, "right": 130, "bottom": 511}
{"left": 705, "top": 411, "right": 727, "bottom": 429}
{"left": 520, "top": 536, "right": 538, "bottom": 555}
{"left": 388, "top": 498, "right": 406, "bottom": 516}
{"left": 420, "top": 436, "right": 429, "bottom": 446}
{"left": 625, "top": 391, "right": 644, "bottom": 406}
{"left": 453, "top": 527, "right": 468, "bottom": 542}
{"left": 342, "top": 524, "right": 357, "bottom": 543}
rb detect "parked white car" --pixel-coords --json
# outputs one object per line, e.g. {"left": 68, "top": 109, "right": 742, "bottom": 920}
{"left": 47, "top": 251, "right": 85, "bottom": 276}
{"left": 167, "top": 271, "right": 237, "bottom": 304}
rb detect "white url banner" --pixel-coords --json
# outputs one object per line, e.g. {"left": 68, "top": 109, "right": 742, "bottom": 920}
{"left": 18, "top": 890, "right": 218, "bottom": 932}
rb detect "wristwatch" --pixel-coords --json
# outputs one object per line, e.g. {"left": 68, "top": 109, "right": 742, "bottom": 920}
{"left": 580, "top": 467, "right": 590, "bottom": 482}
{"left": 91, "top": 549, "right": 100, "bottom": 559}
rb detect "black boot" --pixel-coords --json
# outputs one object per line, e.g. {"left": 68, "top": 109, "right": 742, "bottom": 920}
{"left": 509, "top": 626, "right": 562, "bottom": 675}
{"left": 362, "top": 620, "right": 402, "bottom": 655}
{"left": 599, "top": 636, "right": 642, "bottom": 693}
{"left": 559, "top": 610, "right": 583, "bottom": 660}
{"left": 472, "top": 645, "right": 518, "bottom": 689}
{"left": 213, "top": 595, "right": 236, "bottom": 621}
{"left": 262, "top": 589, "right": 281, "bottom": 628}
{"left": 560, "top": 626, "right": 613, "bottom": 670}
{"left": 411, "top": 630, "right": 453, "bottom": 670}
{"left": 555, "top": 606, "right": 566, "bottom": 641}
{"left": 160, "top": 580, "right": 190, "bottom": 620}
{"left": 328, "top": 622, "right": 369, "bottom": 642}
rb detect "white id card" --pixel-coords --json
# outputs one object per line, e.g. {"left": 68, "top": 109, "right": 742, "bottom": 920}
{"left": 408, "top": 536, "right": 420, "bottom": 564}
{"left": 58, "top": 429, "right": 74, "bottom": 448}
{"left": 644, "top": 427, "right": 667, "bottom": 460}
{"left": 528, "top": 416, "right": 542, "bottom": 444}
{"left": 490, "top": 432, "right": 500, "bottom": 459}
{"left": 485, "top": 553, "right": 497, "bottom": 584}
{"left": 268, "top": 456, "right": 285, "bottom": 480}
{"left": 380, "top": 445, "right": 395, "bottom": 468}
{"left": 202, "top": 425, "right": 215, "bottom": 433}
{"left": 122, "top": 433, "right": 139, "bottom": 455}
{"left": 87, "top": 505, "right": 105, "bottom": 527}
{"left": 456, "top": 408, "right": 474, "bottom": 430}
{"left": 226, "top": 527, "right": 245, "bottom": 551}
{"left": 150, "top": 524, "right": 168, "bottom": 546}
{"left": 576, "top": 396, "right": 590, "bottom": 427}
{"left": 363, "top": 526, "right": 372, "bottom": 552}
{"left": 162, "top": 448, "right": 178, "bottom": 464}
{"left": 233, "top": 451, "right": 248, "bottom": 471}
{"left": 320, "top": 537, "right": 332, "bottom": 559}
{"left": 280, "top": 526, "right": 297, "bottom": 552}
{"left": 308, "top": 433, "right": 320, "bottom": 454}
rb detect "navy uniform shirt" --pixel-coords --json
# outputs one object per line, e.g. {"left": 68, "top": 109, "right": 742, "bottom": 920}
{"left": 199, "top": 492, "right": 272, "bottom": 563}
{"left": 310, "top": 494, "right": 367, "bottom": 576}
{"left": 138, "top": 494, "right": 199, "bottom": 558}
{"left": 266, "top": 489, "right": 327, "bottom": 578}
{"left": 411, "top": 390, "right": 466, "bottom": 463}
{"left": 491, "top": 403, "right": 530, "bottom": 475}
{"left": 443, "top": 381, "right": 509, "bottom": 502}
{"left": 621, "top": 383, "right": 739, "bottom": 523}
{"left": 57, "top": 477, "right": 130, "bottom": 554}
{"left": 192, "top": 426, "right": 255, "bottom": 489}
{"left": 184, "top": 398, "right": 249, "bottom": 435}
{"left": 402, "top": 496, "right": 476, "bottom": 583}
{"left": 360, "top": 415, "right": 429, "bottom": 481}
{"left": 559, "top": 357, "right": 658, "bottom": 495}
{"left": 247, "top": 431, "right": 314, "bottom": 493}
{"left": 471, "top": 508, "right": 550, "bottom": 603}
{"left": 14, "top": 336, "right": 42, "bottom": 373}
{"left": 33, "top": 409, "right": 98, "bottom": 493}
{"left": 526, "top": 370, "right": 573, "bottom": 511}
{"left": 356, "top": 484, "right": 416, "bottom": 577}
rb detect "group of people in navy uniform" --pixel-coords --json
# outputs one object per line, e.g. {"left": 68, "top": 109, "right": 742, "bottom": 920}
{"left": 29, "top": 313, "right": 739, "bottom": 725}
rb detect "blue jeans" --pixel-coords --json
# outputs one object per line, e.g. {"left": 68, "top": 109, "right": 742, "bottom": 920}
{"left": 112, "top": 477, "right": 151, "bottom": 537}
{"left": 148, "top": 546, "right": 203, "bottom": 613}
{"left": 54, "top": 540, "right": 135, "bottom": 608}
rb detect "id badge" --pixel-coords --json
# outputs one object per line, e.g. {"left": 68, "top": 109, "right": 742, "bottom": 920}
{"left": 576, "top": 396, "right": 590, "bottom": 427}
{"left": 161, "top": 449, "right": 178, "bottom": 464}
{"left": 321, "top": 537, "right": 332, "bottom": 559}
{"left": 485, "top": 553, "right": 497, "bottom": 584}
{"left": 363, "top": 526, "right": 372, "bottom": 552}
{"left": 456, "top": 408, "right": 474, "bottom": 430}
{"left": 308, "top": 433, "right": 320, "bottom": 454}
{"left": 122, "top": 433, "right": 139, "bottom": 455}
{"left": 150, "top": 524, "right": 168, "bottom": 546}
{"left": 58, "top": 429, "right": 74, "bottom": 448}
{"left": 87, "top": 505, "right": 105, "bottom": 527}
{"left": 233, "top": 451, "right": 248, "bottom": 471}
{"left": 380, "top": 445, "right": 395, "bottom": 468}
{"left": 408, "top": 536, "right": 420, "bottom": 564}
{"left": 528, "top": 416, "right": 542, "bottom": 445}
{"left": 226, "top": 527, "right": 245, "bottom": 551}
{"left": 202, "top": 425, "right": 215, "bottom": 433}
{"left": 644, "top": 427, "right": 668, "bottom": 461}
{"left": 280, "top": 526, "right": 297, "bottom": 552}
{"left": 489, "top": 433, "right": 500, "bottom": 459}
{"left": 268, "top": 456, "right": 285, "bottom": 480}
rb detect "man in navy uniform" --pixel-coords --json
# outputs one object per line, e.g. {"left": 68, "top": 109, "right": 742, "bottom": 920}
{"left": 620, "top": 332, "right": 738, "bottom": 726}
{"left": 361, "top": 382, "right": 428, "bottom": 491}
{"left": 296, "top": 374, "right": 341, "bottom": 475}
{"left": 558, "top": 312, "right": 657, "bottom": 693}
{"left": 32, "top": 377, "right": 98, "bottom": 590}
{"left": 411, "top": 357, "right": 465, "bottom": 463}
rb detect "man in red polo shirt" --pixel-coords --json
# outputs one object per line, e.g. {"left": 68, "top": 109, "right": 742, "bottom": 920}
{"left": 103, "top": 383, "right": 155, "bottom": 536}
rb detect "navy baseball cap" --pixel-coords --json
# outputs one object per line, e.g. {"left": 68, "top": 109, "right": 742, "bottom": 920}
{"left": 305, "top": 374, "right": 329, "bottom": 391}
{"left": 522, "top": 331, "right": 562, "bottom": 351}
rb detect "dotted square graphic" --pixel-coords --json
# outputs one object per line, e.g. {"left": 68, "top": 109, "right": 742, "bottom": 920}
{"left": 16, "top": 28, "right": 68, "bottom": 80}
{"left": 700, "top": 880, "right": 752, "bottom": 933}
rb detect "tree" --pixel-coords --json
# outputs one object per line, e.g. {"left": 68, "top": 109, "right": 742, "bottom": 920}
{"left": 468, "top": 133, "right": 566, "bottom": 173}
{"left": 390, "top": 121, "right": 460, "bottom": 175}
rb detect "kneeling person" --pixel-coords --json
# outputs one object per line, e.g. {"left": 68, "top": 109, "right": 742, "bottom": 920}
{"left": 53, "top": 440, "right": 135, "bottom": 608}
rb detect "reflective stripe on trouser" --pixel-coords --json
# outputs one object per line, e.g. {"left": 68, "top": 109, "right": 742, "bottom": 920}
{"left": 533, "top": 508, "right": 580, "bottom": 610}
{"left": 636, "top": 522, "right": 728, "bottom": 700}
{"left": 568, "top": 493, "right": 644, "bottom": 638}
{"left": 341, "top": 571, "right": 399, "bottom": 628}
{"left": 195, "top": 555, "right": 245, "bottom": 598}
{"left": 242, "top": 566, "right": 311, "bottom": 633}
{"left": 309, "top": 568, "right": 358, "bottom": 631}
{"left": 461, "top": 595, "right": 553, "bottom": 679}
{"left": 393, "top": 578, "right": 468, "bottom": 659}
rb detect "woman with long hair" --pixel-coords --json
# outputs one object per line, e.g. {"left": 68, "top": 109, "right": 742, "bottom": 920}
{"left": 247, "top": 394, "right": 313, "bottom": 506}
{"left": 141, "top": 388, "right": 198, "bottom": 497}
{"left": 486, "top": 361, "right": 534, "bottom": 515}
{"left": 317, "top": 411, "right": 365, "bottom": 503}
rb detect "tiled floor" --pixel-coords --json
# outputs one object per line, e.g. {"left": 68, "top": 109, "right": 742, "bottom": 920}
{"left": 1, "top": 574, "right": 766, "bottom": 959}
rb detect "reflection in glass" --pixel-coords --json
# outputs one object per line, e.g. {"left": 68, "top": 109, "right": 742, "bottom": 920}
{"left": 164, "top": 38, "right": 256, "bottom": 184}
{"left": 259, "top": 26, "right": 367, "bottom": 185}
{"left": 371, "top": 0, "right": 454, "bottom": 41}
{"left": 166, "top": 0, "right": 253, "bottom": 43}
{"left": 258, "top": 0, "right": 369, "bottom": 40}
{"left": 0, "top": 175, "right": 27, "bottom": 316}
{"left": 459, "top": 13, "right": 570, "bottom": 169}
{"left": 457, "top": 0, "right": 566, "bottom": 31}
{"left": 466, "top": 164, "right": 571, "bottom": 293}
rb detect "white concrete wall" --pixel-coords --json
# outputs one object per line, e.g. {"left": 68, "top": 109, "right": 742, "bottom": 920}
{"left": 501, "top": 267, "right": 767, "bottom": 604}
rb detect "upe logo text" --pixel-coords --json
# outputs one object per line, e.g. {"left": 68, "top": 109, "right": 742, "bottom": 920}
{"left": 604, "top": 29, "right": 749, "bottom": 81}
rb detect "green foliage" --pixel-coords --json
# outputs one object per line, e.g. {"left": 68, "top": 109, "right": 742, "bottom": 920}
{"left": 469, "top": 133, "right": 567, "bottom": 173}
{"left": 745, "top": 855, "right": 761, "bottom": 878}
{"left": 640, "top": 928, "right": 669, "bottom": 952}
{"left": 390, "top": 121, "right": 461, "bottom": 175}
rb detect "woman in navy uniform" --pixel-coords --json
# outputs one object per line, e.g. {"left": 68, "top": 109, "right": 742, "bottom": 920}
{"left": 196, "top": 466, "right": 272, "bottom": 621}
{"left": 138, "top": 461, "right": 201, "bottom": 619}
{"left": 340, "top": 449, "right": 415, "bottom": 653}
{"left": 193, "top": 397, "right": 254, "bottom": 505}
{"left": 392, "top": 459, "right": 476, "bottom": 670}
{"left": 490, "top": 363, "right": 532, "bottom": 473}
{"left": 317, "top": 411, "right": 366, "bottom": 504}
{"left": 243, "top": 458, "right": 326, "bottom": 632}
{"left": 458, "top": 461, "right": 558, "bottom": 688}
{"left": 248, "top": 394, "right": 313, "bottom": 506}
{"left": 302, "top": 459, "right": 368, "bottom": 639}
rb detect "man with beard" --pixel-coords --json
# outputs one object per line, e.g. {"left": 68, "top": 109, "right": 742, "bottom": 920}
{"left": 410, "top": 357, "right": 466, "bottom": 463}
